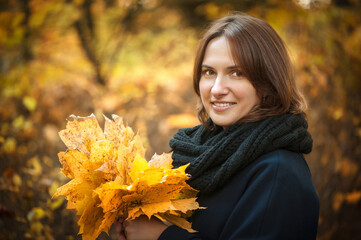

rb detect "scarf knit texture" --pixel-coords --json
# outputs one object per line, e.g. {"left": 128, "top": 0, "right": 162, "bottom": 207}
{"left": 169, "top": 113, "right": 313, "bottom": 194}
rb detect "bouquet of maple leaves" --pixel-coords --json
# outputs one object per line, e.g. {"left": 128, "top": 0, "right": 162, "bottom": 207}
{"left": 53, "top": 114, "right": 203, "bottom": 240}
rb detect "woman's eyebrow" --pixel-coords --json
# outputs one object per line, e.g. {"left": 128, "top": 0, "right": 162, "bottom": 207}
{"left": 226, "top": 65, "right": 240, "bottom": 70}
{"left": 201, "top": 64, "right": 214, "bottom": 69}
{"left": 201, "top": 65, "right": 240, "bottom": 69}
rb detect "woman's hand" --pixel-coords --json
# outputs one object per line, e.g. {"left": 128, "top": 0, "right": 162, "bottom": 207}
{"left": 122, "top": 215, "right": 168, "bottom": 240}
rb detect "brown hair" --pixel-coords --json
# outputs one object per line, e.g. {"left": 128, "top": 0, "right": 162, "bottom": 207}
{"left": 193, "top": 12, "right": 307, "bottom": 128}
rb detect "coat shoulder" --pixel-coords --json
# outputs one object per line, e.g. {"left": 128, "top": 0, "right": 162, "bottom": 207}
{"left": 254, "top": 149, "right": 312, "bottom": 177}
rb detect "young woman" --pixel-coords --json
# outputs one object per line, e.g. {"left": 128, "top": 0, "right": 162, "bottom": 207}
{"left": 117, "top": 12, "right": 319, "bottom": 240}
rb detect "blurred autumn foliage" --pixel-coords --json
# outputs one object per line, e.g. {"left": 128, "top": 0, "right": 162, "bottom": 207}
{"left": 0, "top": 0, "right": 360, "bottom": 239}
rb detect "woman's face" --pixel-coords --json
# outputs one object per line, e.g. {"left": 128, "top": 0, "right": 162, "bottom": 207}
{"left": 199, "top": 36, "right": 260, "bottom": 128}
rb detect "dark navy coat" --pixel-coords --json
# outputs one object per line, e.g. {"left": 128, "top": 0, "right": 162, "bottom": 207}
{"left": 159, "top": 150, "right": 319, "bottom": 240}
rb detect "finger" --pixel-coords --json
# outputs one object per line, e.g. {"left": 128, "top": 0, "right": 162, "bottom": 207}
{"left": 115, "top": 221, "right": 123, "bottom": 234}
{"left": 123, "top": 220, "right": 130, "bottom": 238}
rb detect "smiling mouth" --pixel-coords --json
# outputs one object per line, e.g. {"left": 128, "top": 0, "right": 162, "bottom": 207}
{"left": 212, "top": 102, "right": 236, "bottom": 107}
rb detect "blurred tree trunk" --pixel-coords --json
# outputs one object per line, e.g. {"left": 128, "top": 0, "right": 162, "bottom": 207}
{"left": 20, "top": 0, "right": 33, "bottom": 62}
{"left": 74, "top": 0, "right": 105, "bottom": 85}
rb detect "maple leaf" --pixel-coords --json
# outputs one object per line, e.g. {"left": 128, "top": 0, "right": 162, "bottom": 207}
{"left": 53, "top": 114, "right": 203, "bottom": 239}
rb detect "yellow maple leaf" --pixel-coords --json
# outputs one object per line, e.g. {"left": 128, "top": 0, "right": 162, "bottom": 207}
{"left": 149, "top": 152, "right": 174, "bottom": 169}
{"left": 54, "top": 114, "right": 202, "bottom": 239}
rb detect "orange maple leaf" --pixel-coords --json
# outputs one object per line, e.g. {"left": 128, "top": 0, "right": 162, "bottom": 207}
{"left": 53, "top": 114, "right": 202, "bottom": 240}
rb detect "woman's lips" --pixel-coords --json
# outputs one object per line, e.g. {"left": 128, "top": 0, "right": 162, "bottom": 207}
{"left": 211, "top": 102, "right": 236, "bottom": 111}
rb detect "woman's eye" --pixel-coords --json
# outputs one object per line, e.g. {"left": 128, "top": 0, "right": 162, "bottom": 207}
{"left": 231, "top": 70, "right": 243, "bottom": 77}
{"left": 202, "top": 70, "right": 215, "bottom": 76}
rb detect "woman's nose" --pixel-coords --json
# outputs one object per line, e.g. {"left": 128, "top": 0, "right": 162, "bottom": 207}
{"left": 211, "top": 75, "right": 229, "bottom": 97}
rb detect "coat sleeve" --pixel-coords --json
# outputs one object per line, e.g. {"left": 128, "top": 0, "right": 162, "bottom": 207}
{"left": 159, "top": 150, "right": 319, "bottom": 240}
{"left": 158, "top": 225, "right": 202, "bottom": 240}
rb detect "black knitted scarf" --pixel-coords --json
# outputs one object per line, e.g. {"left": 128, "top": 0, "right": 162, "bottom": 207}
{"left": 169, "top": 113, "right": 313, "bottom": 194}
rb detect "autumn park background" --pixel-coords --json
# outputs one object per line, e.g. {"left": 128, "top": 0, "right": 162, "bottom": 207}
{"left": 1, "top": 0, "right": 361, "bottom": 239}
